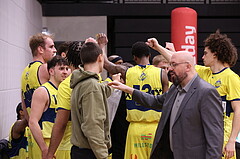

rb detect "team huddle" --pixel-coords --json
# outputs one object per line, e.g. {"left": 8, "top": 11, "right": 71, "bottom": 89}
{"left": 4, "top": 31, "right": 240, "bottom": 159}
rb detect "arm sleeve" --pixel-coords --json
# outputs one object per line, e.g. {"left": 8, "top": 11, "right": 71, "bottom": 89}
{"left": 132, "top": 89, "right": 166, "bottom": 110}
{"left": 200, "top": 87, "right": 224, "bottom": 159}
{"left": 226, "top": 74, "right": 240, "bottom": 101}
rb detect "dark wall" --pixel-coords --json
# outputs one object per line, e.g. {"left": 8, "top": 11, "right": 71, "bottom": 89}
{"left": 107, "top": 15, "right": 240, "bottom": 75}
{"left": 107, "top": 16, "right": 171, "bottom": 64}
{"left": 41, "top": 3, "right": 240, "bottom": 74}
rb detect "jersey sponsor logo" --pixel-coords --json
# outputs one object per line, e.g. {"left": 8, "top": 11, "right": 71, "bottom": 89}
{"left": 138, "top": 72, "right": 147, "bottom": 81}
{"left": 25, "top": 72, "right": 29, "bottom": 80}
{"left": 141, "top": 133, "right": 153, "bottom": 140}
{"left": 214, "top": 79, "right": 221, "bottom": 88}
{"left": 134, "top": 142, "right": 153, "bottom": 148}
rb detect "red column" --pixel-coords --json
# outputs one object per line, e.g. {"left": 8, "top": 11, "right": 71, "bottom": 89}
{"left": 171, "top": 7, "right": 197, "bottom": 63}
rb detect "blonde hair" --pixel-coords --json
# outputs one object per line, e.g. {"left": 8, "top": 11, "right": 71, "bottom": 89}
{"left": 29, "top": 33, "right": 54, "bottom": 56}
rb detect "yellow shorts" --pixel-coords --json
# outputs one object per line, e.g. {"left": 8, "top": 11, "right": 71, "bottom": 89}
{"left": 124, "top": 122, "right": 158, "bottom": 159}
{"left": 28, "top": 132, "right": 51, "bottom": 159}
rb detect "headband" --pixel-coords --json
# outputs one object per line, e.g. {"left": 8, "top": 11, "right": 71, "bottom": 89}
{"left": 110, "top": 56, "right": 122, "bottom": 63}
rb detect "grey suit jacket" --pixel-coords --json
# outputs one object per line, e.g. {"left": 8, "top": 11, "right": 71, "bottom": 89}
{"left": 132, "top": 75, "right": 223, "bottom": 159}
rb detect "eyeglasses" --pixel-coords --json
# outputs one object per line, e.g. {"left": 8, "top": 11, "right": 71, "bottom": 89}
{"left": 169, "top": 62, "right": 189, "bottom": 68}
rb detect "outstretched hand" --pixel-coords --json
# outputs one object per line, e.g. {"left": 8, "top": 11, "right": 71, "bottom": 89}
{"left": 108, "top": 81, "right": 134, "bottom": 94}
{"left": 96, "top": 33, "right": 108, "bottom": 49}
{"left": 108, "top": 80, "right": 124, "bottom": 90}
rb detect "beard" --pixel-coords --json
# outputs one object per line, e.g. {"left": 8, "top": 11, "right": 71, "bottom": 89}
{"left": 167, "top": 70, "right": 187, "bottom": 86}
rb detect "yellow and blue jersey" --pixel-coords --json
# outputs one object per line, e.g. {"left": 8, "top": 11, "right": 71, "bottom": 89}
{"left": 21, "top": 61, "right": 43, "bottom": 114}
{"left": 195, "top": 65, "right": 240, "bottom": 151}
{"left": 56, "top": 75, "right": 72, "bottom": 155}
{"left": 8, "top": 126, "right": 29, "bottom": 159}
{"left": 30, "top": 81, "right": 59, "bottom": 159}
{"left": 195, "top": 65, "right": 240, "bottom": 115}
{"left": 104, "top": 77, "right": 113, "bottom": 83}
{"left": 57, "top": 74, "right": 72, "bottom": 111}
{"left": 126, "top": 65, "right": 163, "bottom": 122}
{"left": 124, "top": 65, "right": 163, "bottom": 159}
{"left": 39, "top": 81, "right": 58, "bottom": 139}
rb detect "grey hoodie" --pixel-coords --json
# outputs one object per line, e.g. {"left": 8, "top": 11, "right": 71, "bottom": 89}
{"left": 70, "top": 67, "right": 112, "bottom": 159}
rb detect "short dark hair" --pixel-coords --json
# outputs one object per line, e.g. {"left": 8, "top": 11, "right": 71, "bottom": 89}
{"left": 56, "top": 41, "right": 72, "bottom": 56}
{"left": 67, "top": 41, "right": 83, "bottom": 68}
{"left": 29, "top": 33, "right": 54, "bottom": 57}
{"left": 47, "top": 55, "right": 69, "bottom": 71}
{"left": 80, "top": 42, "right": 102, "bottom": 64}
{"left": 131, "top": 41, "right": 150, "bottom": 58}
{"left": 204, "top": 30, "right": 238, "bottom": 67}
{"left": 16, "top": 102, "right": 22, "bottom": 120}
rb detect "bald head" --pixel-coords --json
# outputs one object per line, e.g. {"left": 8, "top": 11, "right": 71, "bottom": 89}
{"left": 172, "top": 51, "right": 195, "bottom": 66}
{"left": 169, "top": 51, "right": 197, "bottom": 87}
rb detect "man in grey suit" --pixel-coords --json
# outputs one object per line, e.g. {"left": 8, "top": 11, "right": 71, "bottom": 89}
{"left": 108, "top": 52, "right": 223, "bottom": 159}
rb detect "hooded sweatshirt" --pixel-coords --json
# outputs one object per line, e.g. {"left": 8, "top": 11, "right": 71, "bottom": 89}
{"left": 70, "top": 67, "right": 113, "bottom": 159}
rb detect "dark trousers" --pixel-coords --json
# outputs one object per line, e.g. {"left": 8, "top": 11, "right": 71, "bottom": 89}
{"left": 71, "top": 145, "right": 96, "bottom": 159}
{"left": 236, "top": 142, "right": 240, "bottom": 159}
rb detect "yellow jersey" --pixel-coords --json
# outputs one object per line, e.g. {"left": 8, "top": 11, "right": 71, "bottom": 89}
{"left": 21, "top": 61, "right": 43, "bottom": 114}
{"left": 40, "top": 81, "right": 58, "bottom": 139}
{"left": 126, "top": 65, "right": 163, "bottom": 122}
{"left": 56, "top": 74, "right": 72, "bottom": 152}
{"left": 104, "top": 77, "right": 112, "bottom": 83}
{"left": 195, "top": 65, "right": 240, "bottom": 150}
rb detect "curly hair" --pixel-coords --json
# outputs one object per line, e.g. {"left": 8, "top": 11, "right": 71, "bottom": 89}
{"left": 67, "top": 41, "right": 83, "bottom": 68}
{"left": 204, "top": 30, "right": 238, "bottom": 67}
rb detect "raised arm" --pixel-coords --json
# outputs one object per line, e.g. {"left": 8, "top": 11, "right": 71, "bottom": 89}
{"left": 96, "top": 33, "right": 108, "bottom": 50}
{"left": 11, "top": 118, "right": 28, "bottom": 140}
{"left": 95, "top": 33, "right": 128, "bottom": 81}
{"left": 103, "top": 55, "right": 128, "bottom": 81}
{"left": 146, "top": 38, "right": 175, "bottom": 62}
